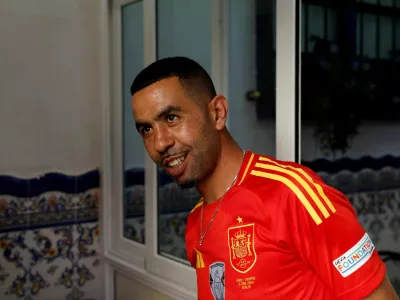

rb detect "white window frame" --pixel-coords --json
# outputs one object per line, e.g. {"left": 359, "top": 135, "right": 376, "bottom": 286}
{"left": 100, "top": 0, "right": 299, "bottom": 299}
{"left": 276, "top": 0, "right": 300, "bottom": 162}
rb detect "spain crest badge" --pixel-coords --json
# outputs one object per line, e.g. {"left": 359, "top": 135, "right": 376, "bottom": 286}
{"left": 228, "top": 223, "right": 257, "bottom": 273}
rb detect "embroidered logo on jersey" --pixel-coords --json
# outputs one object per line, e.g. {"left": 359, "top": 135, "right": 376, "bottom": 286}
{"left": 228, "top": 223, "right": 257, "bottom": 273}
{"left": 209, "top": 262, "right": 225, "bottom": 300}
{"left": 332, "top": 233, "right": 375, "bottom": 277}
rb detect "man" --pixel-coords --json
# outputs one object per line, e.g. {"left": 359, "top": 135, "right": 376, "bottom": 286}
{"left": 130, "top": 56, "right": 398, "bottom": 299}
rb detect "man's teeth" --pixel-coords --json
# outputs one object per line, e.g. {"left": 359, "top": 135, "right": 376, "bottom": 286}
{"left": 168, "top": 156, "right": 185, "bottom": 167}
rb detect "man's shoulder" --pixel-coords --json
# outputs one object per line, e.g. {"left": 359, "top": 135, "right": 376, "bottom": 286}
{"left": 187, "top": 153, "right": 323, "bottom": 217}
{"left": 239, "top": 152, "right": 321, "bottom": 198}
{"left": 187, "top": 198, "right": 203, "bottom": 217}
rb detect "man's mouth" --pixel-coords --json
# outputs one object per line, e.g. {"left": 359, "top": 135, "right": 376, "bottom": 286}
{"left": 167, "top": 155, "right": 186, "bottom": 167}
{"left": 162, "top": 153, "right": 189, "bottom": 178}
{"left": 163, "top": 153, "right": 188, "bottom": 168}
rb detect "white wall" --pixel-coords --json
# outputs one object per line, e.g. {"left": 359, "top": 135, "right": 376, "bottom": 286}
{"left": 0, "top": 0, "right": 102, "bottom": 177}
{"left": 0, "top": 1, "right": 104, "bottom": 299}
{"left": 115, "top": 271, "right": 173, "bottom": 300}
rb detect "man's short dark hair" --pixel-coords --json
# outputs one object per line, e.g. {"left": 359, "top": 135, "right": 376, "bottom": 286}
{"left": 130, "top": 56, "right": 217, "bottom": 100}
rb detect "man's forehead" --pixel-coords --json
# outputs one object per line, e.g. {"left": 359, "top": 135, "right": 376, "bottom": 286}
{"left": 133, "top": 79, "right": 198, "bottom": 113}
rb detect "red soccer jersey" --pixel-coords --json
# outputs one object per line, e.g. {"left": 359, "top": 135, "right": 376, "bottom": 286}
{"left": 185, "top": 151, "right": 386, "bottom": 300}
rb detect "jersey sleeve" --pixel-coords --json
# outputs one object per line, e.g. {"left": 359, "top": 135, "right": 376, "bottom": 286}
{"left": 284, "top": 175, "right": 387, "bottom": 299}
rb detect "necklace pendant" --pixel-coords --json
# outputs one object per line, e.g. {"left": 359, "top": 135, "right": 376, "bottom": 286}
{"left": 200, "top": 237, "right": 203, "bottom": 245}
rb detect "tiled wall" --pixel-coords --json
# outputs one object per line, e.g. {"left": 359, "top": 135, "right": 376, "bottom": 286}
{"left": 0, "top": 170, "right": 102, "bottom": 300}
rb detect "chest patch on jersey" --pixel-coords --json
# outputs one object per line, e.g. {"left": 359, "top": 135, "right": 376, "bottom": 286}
{"left": 332, "top": 233, "right": 375, "bottom": 277}
{"left": 228, "top": 223, "right": 257, "bottom": 273}
{"left": 210, "top": 262, "right": 225, "bottom": 300}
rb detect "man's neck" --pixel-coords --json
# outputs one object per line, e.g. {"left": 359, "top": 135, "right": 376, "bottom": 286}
{"left": 196, "top": 135, "right": 245, "bottom": 205}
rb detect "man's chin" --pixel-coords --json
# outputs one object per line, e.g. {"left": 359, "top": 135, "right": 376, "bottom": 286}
{"left": 159, "top": 167, "right": 197, "bottom": 189}
{"left": 176, "top": 179, "right": 197, "bottom": 190}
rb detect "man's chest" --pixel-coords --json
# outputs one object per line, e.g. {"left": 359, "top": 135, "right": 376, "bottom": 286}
{"left": 185, "top": 199, "right": 305, "bottom": 299}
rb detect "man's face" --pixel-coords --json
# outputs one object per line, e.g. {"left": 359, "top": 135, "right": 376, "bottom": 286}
{"left": 132, "top": 77, "right": 220, "bottom": 188}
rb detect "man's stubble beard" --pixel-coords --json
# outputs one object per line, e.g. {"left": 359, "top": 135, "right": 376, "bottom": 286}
{"left": 157, "top": 165, "right": 197, "bottom": 190}
{"left": 161, "top": 148, "right": 217, "bottom": 191}
{"left": 173, "top": 157, "right": 199, "bottom": 190}
{"left": 177, "top": 179, "right": 197, "bottom": 190}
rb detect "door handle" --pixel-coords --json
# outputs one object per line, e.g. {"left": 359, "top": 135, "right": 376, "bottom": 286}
{"left": 246, "top": 89, "right": 261, "bottom": 102}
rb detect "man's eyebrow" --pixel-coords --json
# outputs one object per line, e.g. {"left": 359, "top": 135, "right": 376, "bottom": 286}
{"left": 135, "top": 105, "right": 184, "bottom": 131}
{"left": 155, "top": 105, "right": 184, "bottom": 120}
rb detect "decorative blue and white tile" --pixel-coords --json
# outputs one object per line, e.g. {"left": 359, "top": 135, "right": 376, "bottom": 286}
{"left": 0, "top": 223, "right": 101, "bottom": 300}
{"left": 0, "top": 170, "right": 102, "bottom": 300}
{"left": 158, "top": 212, "right": 188, "bottom": 261}
{"left": 123, "top": 216, "right": 145, "bottom": 244}
{"left": 0, "top": 171, "right": 100, "bottom": 233}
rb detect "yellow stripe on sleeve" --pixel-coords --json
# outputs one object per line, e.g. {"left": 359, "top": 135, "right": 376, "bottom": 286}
{"left": 250, "top": 170, "right": 323, "bottom": 225}
{"left": 190, "top": 199, "right": 204, "bottom": 214}
{"left": 238, "top": 153, "right": 254, "bottom": 185}
{"left": 255, "top": 162, "right": 330, "bottom": 219}
{"left": 258, "top": 157, "right": 336, "bottom": 213}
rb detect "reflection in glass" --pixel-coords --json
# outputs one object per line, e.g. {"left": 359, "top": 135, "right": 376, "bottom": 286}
{"left": 122, "top": 1, "right": 145, "bottom": 243}
{"left": 301, "top": 0, "right": 400, "bottom": 292}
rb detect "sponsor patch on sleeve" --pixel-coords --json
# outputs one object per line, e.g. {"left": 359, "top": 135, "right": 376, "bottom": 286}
{"left": 332, "top": 233, "right": 375, "bottom": 278}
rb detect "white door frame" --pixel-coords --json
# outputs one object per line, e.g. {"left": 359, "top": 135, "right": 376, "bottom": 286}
{"left": 276, "top": 0, "right": 300, "bottom": 162}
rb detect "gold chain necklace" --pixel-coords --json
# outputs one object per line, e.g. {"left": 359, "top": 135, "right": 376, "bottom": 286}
{"left": 199, "top": 150, "right": 246, "bottom": 246}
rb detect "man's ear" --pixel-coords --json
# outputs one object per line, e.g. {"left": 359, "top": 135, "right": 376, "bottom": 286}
{"left": 209, "top": 95, "right": 228, "bottom": 131}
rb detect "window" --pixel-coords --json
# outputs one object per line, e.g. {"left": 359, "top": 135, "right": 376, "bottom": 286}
{"left": 300, "top": 0, "right": 400, "bottom": 291}
{"left": 301, "top": 0, "right": 400, "bottom": 121}
{"left": 302, "top": 0, "right": 400, "bottom": 59}
{"left": 121, "top": 0, "right": 146, "bottom": 244}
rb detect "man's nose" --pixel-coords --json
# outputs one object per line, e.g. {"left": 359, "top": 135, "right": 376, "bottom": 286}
{"left": 154, "top": 126, "right": 174, "bottom": 154}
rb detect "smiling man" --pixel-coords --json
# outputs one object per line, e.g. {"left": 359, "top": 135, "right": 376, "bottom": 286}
{"left": 130, "top": 56, "right": 398, "bottom": 300}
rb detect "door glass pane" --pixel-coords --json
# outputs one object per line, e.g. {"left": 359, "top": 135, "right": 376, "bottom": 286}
{"left": 300, "top": 1, "right": 400, "bottom": 292}
{"left": 228, "top": 0, "right": 276, "bottom": 157}
{"left": 122, "top": 0, "right": 145, "bottom": 243}
{"left": 156, "top": 0, "right": 210, "bottom": 262}
{"left": 363, "top": 14, "right": 377, "bottom": 58}
{"left": 380, "top": 16, "right": 392, "bottom": 59}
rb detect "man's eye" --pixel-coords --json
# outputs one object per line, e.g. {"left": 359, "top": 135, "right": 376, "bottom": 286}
{"left": 142, "top": 127, "right": 151, "bottom": 134}
{"left": 166, "top": 114, "right": 178, "bottom": 122}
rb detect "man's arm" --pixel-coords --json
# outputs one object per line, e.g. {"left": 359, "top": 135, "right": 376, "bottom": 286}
{"left": 364, "top": 276, "right": 399, "bottom": 300}
{"left": 284, "top": 178, "right": 390, "bottom": 299}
